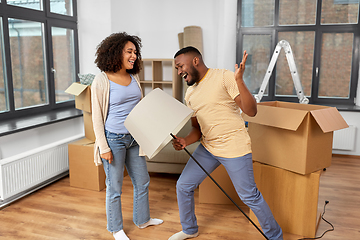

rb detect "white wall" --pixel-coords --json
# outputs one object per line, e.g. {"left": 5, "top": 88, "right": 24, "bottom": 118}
{"left": 77, "top": 0, "right": 112, "bottom": 75}
{"left": 78, "top": 0, "right": 238, "bottom": 74}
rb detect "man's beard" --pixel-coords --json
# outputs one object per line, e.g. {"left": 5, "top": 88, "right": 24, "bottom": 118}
{"left": 186, "top": 65, "right": 200, "bottom": 86}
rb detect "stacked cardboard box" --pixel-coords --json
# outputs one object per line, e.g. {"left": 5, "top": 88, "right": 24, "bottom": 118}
{"left": 68, "top": 138, "right": 106, "bottom": 191}
{"left": 199, "top": 101, "right": 348, "bottom": 237}
{"left": 66, "top": 82, "right": 104, "bottom": 191}
{"left": 65, "top": 82, "right": 95, "bottom": 141}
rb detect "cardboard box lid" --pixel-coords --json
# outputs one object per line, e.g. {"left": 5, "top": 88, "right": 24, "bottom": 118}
{"left": 242, "top": 101, "right": 348, "bottom": 133}
{"left": 65, "top": 82, "right": 88, "bottom": 96}
{"left": 310, "top": 107, "right": 348, "bottom": 133}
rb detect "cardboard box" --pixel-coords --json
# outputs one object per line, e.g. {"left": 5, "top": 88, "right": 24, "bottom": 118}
{"left": 242, "top": 101, "right": 348, "bottom": 175}
{"left": 65, "top": 82, "right": 92, "bottom": 113}
{"left": 83, "top": 111, "right": 95, "bottom": 141}
{"left": 199, "top": 162, "right": 322, "bottom": 238}
{"left": 249, "top": 162, "right": 322, "bottom": 238}
{"left": 65, "top": 82, "right": 95, "bottom": 141}
{"left": 68, "top": 138, "right": 105, "bottom": 191}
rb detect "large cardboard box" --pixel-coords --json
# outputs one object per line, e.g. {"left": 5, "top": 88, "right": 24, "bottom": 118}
{"left": 68, "top": 138, "right": 105, "bottom": 191}
{"left": 242, "top": 101, "right": 348, "bottom": 175}
{"left": 199, "top": 163, "right": 322, "bottom": 238}
{"left": 65, "top": 82, "right": 95, "bottom": 141}
{"left": 249, "top": 162, "right": 322, "bottom": 238}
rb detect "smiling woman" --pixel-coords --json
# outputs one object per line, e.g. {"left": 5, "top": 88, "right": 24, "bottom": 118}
{"left": 91, "top": 32, "right": 163, "bottom": 240}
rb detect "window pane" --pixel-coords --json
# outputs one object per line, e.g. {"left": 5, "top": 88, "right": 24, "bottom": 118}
{"left": 241, "top": 0, "right": 274, "bottom": 27}
{"left": 9, "top": 18, "right": 48, "bottom": 110}
{"left": 319, "top": 33, "right": 353, "bottom": 98}
{"left": 7, "top": 0, "right": 42, "bottom": 11}
{"left": 276, "top": 32, "right": 315, "bottom": 97}
{"left": 0, "top": 18, "right": 8, "bottom": 113}
{"left": 50, "top": 0, "right": 73, "bottom": 16}
{"left": 321, "top": 0, "right": 359, "bottom": 24}
{"left": 52, "top": 27, "right": 76, "bottom": 103}
{"left": 242, "top": 34, "right": 272, "bottom": 95}
{"left": 279, "top": 0, "right": 317, "bottom": 25}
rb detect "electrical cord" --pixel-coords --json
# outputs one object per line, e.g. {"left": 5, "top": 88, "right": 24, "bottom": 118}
{"left": 298, "top": 200, "right": 334, "bottom": 240}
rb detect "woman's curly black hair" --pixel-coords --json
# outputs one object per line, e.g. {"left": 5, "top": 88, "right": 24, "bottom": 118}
{"left": 94, "top": 32, "right": 142, "bottom": 74}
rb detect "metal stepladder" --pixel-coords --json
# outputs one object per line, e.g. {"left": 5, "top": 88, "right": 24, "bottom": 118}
{"left": 254, "top": 40, "right": 309, "bottom": 104}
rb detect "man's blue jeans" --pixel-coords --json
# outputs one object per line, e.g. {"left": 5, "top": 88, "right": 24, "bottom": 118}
{"left": 176, "top": 144, "right": 283, "bottom": 240}
{"left": 102, "top": 130, "right": 150, "bottom": 233}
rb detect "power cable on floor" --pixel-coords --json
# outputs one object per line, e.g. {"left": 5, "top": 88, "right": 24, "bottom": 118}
{"left": 298, "top": 200, "right": 334, "bottom": 240}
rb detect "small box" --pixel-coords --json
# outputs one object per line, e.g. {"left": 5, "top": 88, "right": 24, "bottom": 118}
{"left": 68, "top": 138, "right": 105, "bottom": 191}
{"left": 242, "top": 101, "right": 348, "bottom": 175}
{"left": 249, "top": 162, "right": 322, "bottom": 238}
{"left": 65, "top": 82, "right": 92, "bottom": 113}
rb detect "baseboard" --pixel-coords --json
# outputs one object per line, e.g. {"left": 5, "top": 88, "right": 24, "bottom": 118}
{"left": 332, "top": 154, "right": 360, "bottom": 159}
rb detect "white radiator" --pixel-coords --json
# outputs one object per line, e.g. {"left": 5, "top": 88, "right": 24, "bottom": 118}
{"left": 0, "top": 135, "right": 83, "bottom": 203}
{"left": 333, "top": 125, "right": 357, "bottom": 151}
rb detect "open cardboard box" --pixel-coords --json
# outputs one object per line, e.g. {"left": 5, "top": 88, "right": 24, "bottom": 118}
{"left": 65, "top": 82, "right": 91, "bottom": 112}
{"left": 65, "top": 82, "right": 95, "bottom": 141}
{"left": 242, "top": 101, "right": 348, "bottom": 175}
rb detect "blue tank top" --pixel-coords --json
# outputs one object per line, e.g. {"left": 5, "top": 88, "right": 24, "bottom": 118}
{"left": 105, "top": 75, "right": 141, "bottom": 134}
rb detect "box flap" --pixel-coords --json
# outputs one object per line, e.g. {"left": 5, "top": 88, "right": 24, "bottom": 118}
{"left": 242, "top": 104, "right": 308, "bottom": 131}
{"left": 65, "top": 82, "right": 88, "bottom": 96}
{"left": 310, "top": 107, "right": 349, "bottom": 133}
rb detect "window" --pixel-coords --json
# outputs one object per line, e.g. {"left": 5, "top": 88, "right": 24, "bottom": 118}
{"left": 9, "top": 18, "right": 48, "bottom": 109}
{"left": 237, "top": 0, "right": 359, "bottom": 105}
{"left": 0, "top": 0, "right": 78, "bottom": 121}
{"left": 0, "top": 18, "right": 7, "bottom": 112}
{"left": 51, "top": 26, "right": 76, "bottom": 103}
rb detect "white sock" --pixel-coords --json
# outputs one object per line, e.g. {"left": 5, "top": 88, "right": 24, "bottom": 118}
{"left": 113, "top": 229, "right": 129, "bottom": 240}
{"left": 168, "top": 231, "right": 199, "bottom": 240}
{"left": 138, "top": 218, "right": 164, "bottom": 229}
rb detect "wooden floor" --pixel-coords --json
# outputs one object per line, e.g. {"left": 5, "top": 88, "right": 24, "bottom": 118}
{"left": 0, "top": 155, "right": 359, "bottom": 240}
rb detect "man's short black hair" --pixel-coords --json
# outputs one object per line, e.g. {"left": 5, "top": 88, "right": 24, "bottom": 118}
{"left": 174, "top": 46, "right": 202, "bottom": 58}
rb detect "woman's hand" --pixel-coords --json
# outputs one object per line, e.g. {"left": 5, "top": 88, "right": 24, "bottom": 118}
{"left": 101, "top": 151, "right": 113, "bottom": 164}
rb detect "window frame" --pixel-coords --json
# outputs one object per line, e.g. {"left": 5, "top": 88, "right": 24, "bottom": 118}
{"left": 236, "top": 0, "right": 360, "bottom": 105}
{"left": 0, "top": 0, "right": 79, "bottom": 121}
